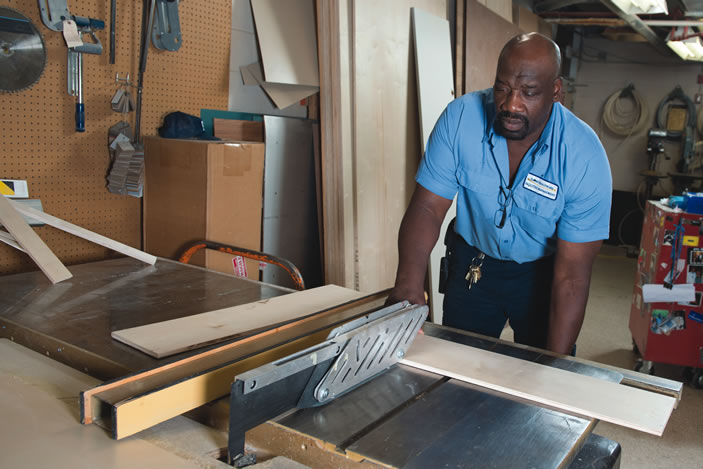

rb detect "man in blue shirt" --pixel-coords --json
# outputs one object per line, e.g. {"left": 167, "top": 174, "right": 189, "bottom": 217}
{"left": 388, "top": 33, "right": 612, "bottom": 355}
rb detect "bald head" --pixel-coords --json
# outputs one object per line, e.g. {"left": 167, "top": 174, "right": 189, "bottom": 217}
{"left": 498, "top": 33, "right": 561, "bottom": 81}
{"left": 492, "top": 33, "right": 563, "bottom": 142}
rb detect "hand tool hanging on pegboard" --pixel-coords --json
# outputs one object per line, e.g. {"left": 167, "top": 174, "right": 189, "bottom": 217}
{"left": 152, "top": 0, "right": 182, "bottom": 51}
{"left": 37, "top": 0, "right": 104, "bottom": 132}
{"left": 0, "top": 6, "right": 46, "bottom": 93}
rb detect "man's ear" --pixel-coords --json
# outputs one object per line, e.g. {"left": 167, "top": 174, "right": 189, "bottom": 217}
{"left": 553, "top": 76, "right": 563, "bottom": 103}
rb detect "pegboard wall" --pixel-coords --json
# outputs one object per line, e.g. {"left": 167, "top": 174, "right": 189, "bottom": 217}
{"left": 0, "top": 0, "right": 232, "bottom": 274}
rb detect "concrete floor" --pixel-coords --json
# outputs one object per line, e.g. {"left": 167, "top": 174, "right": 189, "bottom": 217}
{"left": 504, "top": 245, "right": 702, "bottom": 469}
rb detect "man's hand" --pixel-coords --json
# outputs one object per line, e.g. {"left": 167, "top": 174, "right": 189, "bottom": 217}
{"left": 547, "top": 238, "right": 602, "bottom": 354}
{"left": 385, "top": 285, "right": 426, "bottom": 307}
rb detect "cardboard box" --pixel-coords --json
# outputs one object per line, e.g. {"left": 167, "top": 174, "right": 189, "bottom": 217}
{"left": 213, "top": 118, "right": 265, "bottom": 142}
{"left": 144, "top": 137, "right": 264, "bottom": 279}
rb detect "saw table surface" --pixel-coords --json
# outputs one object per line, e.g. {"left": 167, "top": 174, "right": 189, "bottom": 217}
{"left": 0, "top": 257, "right": 289, "bottom": 378}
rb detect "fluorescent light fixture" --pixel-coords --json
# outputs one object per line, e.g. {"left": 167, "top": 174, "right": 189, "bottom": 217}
{"left": 666, "top": 27, "right": 703, "bottom": 61}
{"left": 611, "top": 0, "right": 668, "bottom": 15}
{"left": 668, "top": 39, "right": 696, "bottom": 60}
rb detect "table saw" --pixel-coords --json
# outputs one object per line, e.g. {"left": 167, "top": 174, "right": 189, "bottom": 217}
{"left": 0, "top": 258, "right": 683, "bottom": 468}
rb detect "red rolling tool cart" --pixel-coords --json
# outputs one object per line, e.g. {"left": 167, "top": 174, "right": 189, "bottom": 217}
{"left": 630, "top": 201, "right": 703, "bottom": 388}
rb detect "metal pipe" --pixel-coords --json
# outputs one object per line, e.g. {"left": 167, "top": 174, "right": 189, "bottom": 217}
{"left": 643, "top": 20, "right": 703, "bottom": 27}
{"left": 134, "top": 0, "right": 156, "bottom": 144}
{"left": 109, "top": 0, "right": 116, "bottom": 64}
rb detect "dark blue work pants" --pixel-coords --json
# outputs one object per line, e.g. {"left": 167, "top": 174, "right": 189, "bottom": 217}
{"left": 442, "top": 232, "right": 554, "bottom": 349}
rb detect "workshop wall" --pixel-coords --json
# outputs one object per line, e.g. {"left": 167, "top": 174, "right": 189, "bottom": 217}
{"left": 0, "top": 0, "right": 231, "bottom": 275}
{"left": 567, "top": 36, "right": 702, "bottom": 194}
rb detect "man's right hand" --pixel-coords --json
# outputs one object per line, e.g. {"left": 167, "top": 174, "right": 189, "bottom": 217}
{"left": 385, "top": 285, "right": 427, "bottom": 307}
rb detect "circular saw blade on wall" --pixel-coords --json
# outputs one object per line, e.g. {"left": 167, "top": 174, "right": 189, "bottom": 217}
{"left": 0, "top": 6, "right": 46, "bottom": 93}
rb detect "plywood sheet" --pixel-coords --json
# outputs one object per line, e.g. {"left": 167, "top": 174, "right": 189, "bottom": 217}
{"left": 464, "top": 0, "right": 522, "bottom": 92}
{"left": 112, "top": 285, "right": 362, "bottom": 358}
{"left": 250, "top": 0, "right": 319, "bottom": 86}
{"left": 353, "top": 0, "right": 447, "bottom": 293}
{"left": 411, "top": 7, "right": 456, "bottom": 323}
{"left": 316, "top": 0, "right": 356, "bottom": 288}
{"left": 401, "top": 335, "right": 676, "bottom": 436}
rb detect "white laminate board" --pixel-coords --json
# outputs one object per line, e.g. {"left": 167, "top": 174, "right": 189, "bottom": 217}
{"left": 0, "top": 195, "right": 72, "bottom": 284}
{"left": 242, "top": 61, "right": 318, "bottom": 109}
{"left": 250, "top": 0, "right": 319, "bottom": 86}
{"left": 13, "top": 202, "right": 156, "bottom": 265}
{"left": 112, "top": 285, "right": 361, "bottom": 358}
{"left": 400, "top": 335, "right": 676, "bottom": 436}
{"left": 411, "top": 7, "right": 456, "bottom": 324}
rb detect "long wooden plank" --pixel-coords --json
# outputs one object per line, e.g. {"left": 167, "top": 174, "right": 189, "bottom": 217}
{"left": 316, "top": 0, "right": 356, "bottom": 288}
{"left": 12, "top": 201, "right": 156, "bottom": 265}
{"left": 0, "top": 230, "right": 23, "bottom": 252}
{"left": 250, "top": 0, "right": 319, "bottom": 87}
{"left": 82, "top": 293, "right": 387, "bottom": 439}
{"left": 111, "top": 285, "right": 363, "bottom": 358}
{"left": 0, "top": 195, "right": 72, "bottom": 284}
{"left": 400, "top": 335, "right": 676, "bottom": 436}
{"left": 412, "top": 7, "right": 456, "bottom": 324}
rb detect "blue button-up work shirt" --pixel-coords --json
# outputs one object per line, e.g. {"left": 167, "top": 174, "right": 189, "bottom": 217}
{"left": 416, "top": 89, "right": 612, "bottom": 263}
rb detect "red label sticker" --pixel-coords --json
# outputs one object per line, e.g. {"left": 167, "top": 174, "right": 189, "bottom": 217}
{"left": 232, "top": 256, "right": 248, "bottom": 278}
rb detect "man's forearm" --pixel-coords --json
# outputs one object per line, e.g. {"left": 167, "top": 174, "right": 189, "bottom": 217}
{"left": 546, "top": 276, "right": 591, "bottom": 353}
{"left": 388, "top": 185, "right": 452, "bottom": 305}
{"left": 393, "top": 203, "right": 444, "bottom": 296}
{"left": 546, "top": 239, "right": 601, "bottom": 354}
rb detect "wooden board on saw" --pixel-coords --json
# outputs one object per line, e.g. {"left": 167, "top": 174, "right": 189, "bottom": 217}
{"left": 111, "top": 284, "right": 363, "bottom": 358}
{"left": 411, "top": 7, "right": 456, "bottom": 324}
{"left": 83, "top": 293, "right": 387, "bottom": 440}
{"left": 400, "top": 335, "right": 676, "bottom": 436}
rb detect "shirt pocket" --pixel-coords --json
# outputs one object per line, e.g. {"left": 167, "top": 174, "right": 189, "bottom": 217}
{"left": 456, "top": 167, "right": 498, "bottom": 195}
{"left": 511, "top": 189, "right": 563, "bottom": 238}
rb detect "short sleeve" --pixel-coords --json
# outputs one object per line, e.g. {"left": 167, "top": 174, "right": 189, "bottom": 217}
{"left": 557, "top": 143, "right": 612, "bottom": 243}
{"left": 415, "top": 105, "right": 459, "bottom": 201}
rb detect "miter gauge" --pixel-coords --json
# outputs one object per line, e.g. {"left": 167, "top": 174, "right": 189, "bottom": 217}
{"left": 0, "top": 7, "right": 46, "bottom": 93}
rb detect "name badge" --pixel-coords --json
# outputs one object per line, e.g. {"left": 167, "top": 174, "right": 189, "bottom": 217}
{"left": 523, "top": 173, "right": 558, "bottom": 200}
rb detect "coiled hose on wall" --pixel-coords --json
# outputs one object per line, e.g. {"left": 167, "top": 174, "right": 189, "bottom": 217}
{"left": 602, "top": 84, "right": 649, "bottom": 137}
